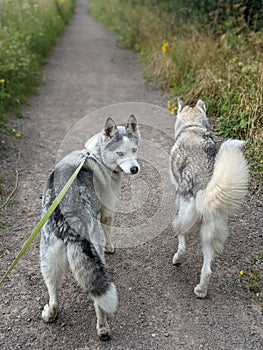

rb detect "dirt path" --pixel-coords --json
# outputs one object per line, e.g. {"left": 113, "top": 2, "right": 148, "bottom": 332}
{"left": 1, "top": 1, "right": 263, "bottom": 349}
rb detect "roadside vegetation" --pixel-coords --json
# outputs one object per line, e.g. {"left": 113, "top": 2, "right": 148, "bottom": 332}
{"left": 0, "top": 0, "right": 75, "bottom": 223}
{"left": 89, "top": 0, "right": 263, "bottom": 310}
{"left": 240, "top": 247, "right": 263, "bottom": 313}
{"left": 89, "top": 0, "right": 262, "bottom": 175}
{"left": 0, "top": 0, "right": 76, "bottom": 133}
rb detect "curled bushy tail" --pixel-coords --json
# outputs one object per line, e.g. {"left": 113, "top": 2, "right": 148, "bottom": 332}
{"left": 196, "top": 140, "right": 249, "bottom": 218}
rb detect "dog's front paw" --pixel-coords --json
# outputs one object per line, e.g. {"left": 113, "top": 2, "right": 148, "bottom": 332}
{"left": 194, "top": 284, "right": 207, "bottom": 298}
{"left": 172, "top": 252, "right": 184, "bottom": 265}
{"left": 104, "top": 245, "right": 115, "bottom": 254}
{"left": 98, "top": 327, "right": 111, "bottom": 341}
{"left": 42, "top": 303, "right": 58, "bottom": 322}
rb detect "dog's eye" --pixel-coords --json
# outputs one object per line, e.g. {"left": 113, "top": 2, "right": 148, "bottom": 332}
{"left": 116, "top": 151, "right": 124, "bottom": 157}
{"left": 132, "top": 148, "right": 137, "bottom": 153}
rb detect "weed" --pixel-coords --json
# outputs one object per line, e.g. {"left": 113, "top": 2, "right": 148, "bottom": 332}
{"left": 0, "top": 221, "right": 6, "bottom": 229}
{"left": 240, "top": 247, "right": 263, "bottom": 313}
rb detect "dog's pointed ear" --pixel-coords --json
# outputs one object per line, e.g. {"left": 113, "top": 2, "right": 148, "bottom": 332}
{"left": 178, "top": 98, "right": 185, "bottom": 113}
{"left": 126, "top": 115, "right": 138, "bottom": 133}
{"left": 196, "top": 99, "right": 206, "bottom": 113}
{"left": 104, "top": 118, "right": 118, "bottom": 139}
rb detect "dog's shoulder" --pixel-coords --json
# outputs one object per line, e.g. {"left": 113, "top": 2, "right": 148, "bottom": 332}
{"left": 55, "top": 149, "right": 90, "bottom": 172}
{"left": 42, "top": 149, "right": 92, "bottom": 207}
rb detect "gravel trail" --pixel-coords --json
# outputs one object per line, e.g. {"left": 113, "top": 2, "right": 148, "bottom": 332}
{"left": 1, "top": 1, "right": 262, "bottom": 349}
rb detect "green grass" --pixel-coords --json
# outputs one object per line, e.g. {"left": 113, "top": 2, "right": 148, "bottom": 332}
{"left": 0, "top": 0, "right": 76, "bottom": 127}
{"left": 240, "top": 246, "right": 263, "bottom": 313}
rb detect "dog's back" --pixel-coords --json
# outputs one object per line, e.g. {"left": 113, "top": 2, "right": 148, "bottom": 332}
{"left": 170, "top": 99, "right": 217, "bottom": 199}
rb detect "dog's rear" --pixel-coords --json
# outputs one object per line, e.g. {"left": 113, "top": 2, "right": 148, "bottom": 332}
{"left": 170, "top": 99, "right": 249, "bottom": 298}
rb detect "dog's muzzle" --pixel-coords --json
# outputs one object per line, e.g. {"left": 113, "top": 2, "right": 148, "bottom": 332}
{"left": 118, "top": 159, "right": 140, "bottom": 175}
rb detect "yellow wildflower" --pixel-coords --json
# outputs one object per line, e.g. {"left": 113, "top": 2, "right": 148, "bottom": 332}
{"left": 167, "top": 100, "right": 178, "bottom": 115}
{"left": 245, "top": 105, "right": 250, "bottom": 111}
{"left": 162, "top": 41, "right": 169, "bottom": 54}
{"left": 171, "top": 106, "right": 177, "bottom": 115}
{"left": 0, "top": 79, "right": 5, "bottom": 84}
{"left": 11, "top": 128, "right": 16, "bottom": 133}
{"left": 239, "top": 270, "right": 244, "bottom": 276}
{"left": 15, "top": 132, "right": 22, "bottom": 138}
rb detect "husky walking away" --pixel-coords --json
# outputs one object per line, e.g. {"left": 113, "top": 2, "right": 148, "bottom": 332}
{"left": 170, "top": 99, "right": 249, "bottom": 298}
{"left": 40, "top": 115, "right": 140, "bottom": 340}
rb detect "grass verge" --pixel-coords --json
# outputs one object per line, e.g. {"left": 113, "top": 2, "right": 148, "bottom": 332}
{"left": 240, "top": 246, "right": 263, "bottom": 313}
{"left": 89, "top": 0, "right": 263, "bottom": 176}
{"left": 0, "top": 0, "right": 76, "bottom": 227}
{"left": 0, "top": 0, "right": 76, "bottom": 128}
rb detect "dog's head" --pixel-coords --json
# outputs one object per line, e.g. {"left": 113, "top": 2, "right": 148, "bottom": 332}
{"left": 100, "top": 115, "right": 140, "bottom": 175}
{"left": 176, "top": 98, "right": 209, "bottom": 129}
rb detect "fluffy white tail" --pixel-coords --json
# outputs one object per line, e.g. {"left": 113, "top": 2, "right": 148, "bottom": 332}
{"left": 93, "top": 283, "right": 118, "bottom": 314}
{"left": 196, "top": 140, "right": 249, "bottom": 218}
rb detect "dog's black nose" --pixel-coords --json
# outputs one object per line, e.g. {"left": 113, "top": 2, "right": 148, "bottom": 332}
{"left": 130, "top": 166, "right": 139, "bottom": 174}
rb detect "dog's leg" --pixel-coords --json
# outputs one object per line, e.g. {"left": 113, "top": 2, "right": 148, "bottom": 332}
{"left": 195, "top": 218, "right": 228, "bottom": 298}
{"left": 194, "top": 242, "right": 213, "bottom": 298}
{"left": 194, "top": 222, "right": 214, "bottom": 298}
{"left": 94, "top": 301, "right": 111, "bottom": 341}
{"left": 173, "top": 232, "right": 186, "bottom": 265}
{"left": 100, "top": 214, "right": 114, "bottom": 253}
{"left": 40, "top": 239, "right": 68, "bottom": 322}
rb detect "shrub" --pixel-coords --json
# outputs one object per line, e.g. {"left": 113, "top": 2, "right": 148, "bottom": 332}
{"left": 0, "top": 0, "right": 76, "bottom": 126}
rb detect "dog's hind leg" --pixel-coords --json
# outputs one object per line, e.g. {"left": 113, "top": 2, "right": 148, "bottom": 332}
{"left": 194, "top": 238, "right": 213, "bottom": 298}
{"left": 172, "top": 198, "right": 198, "bottom": 266}
{"left": 40, "top": 238, "right": 68, "bottom": 322}
{"left": 67, "top": 239, "right": 117, "bottom": 340}
{"left": 172, "top": 232, "right": 186, "bottom": 265}
{"left": 101, "top": 215, "right": 114, "bottom": 254}
{"left": 94, "top": 301, "right": 111, "bottom": 341}
{"left": 194, "top": 218, "right": 228, "bottom": 298}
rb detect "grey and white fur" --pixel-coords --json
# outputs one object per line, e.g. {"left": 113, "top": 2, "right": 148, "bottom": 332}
{"left": 40, "top": 115, "right": 140, "bottom": 340}
{"left": 170, "top": 99, "right": 249, "bottom": 298}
